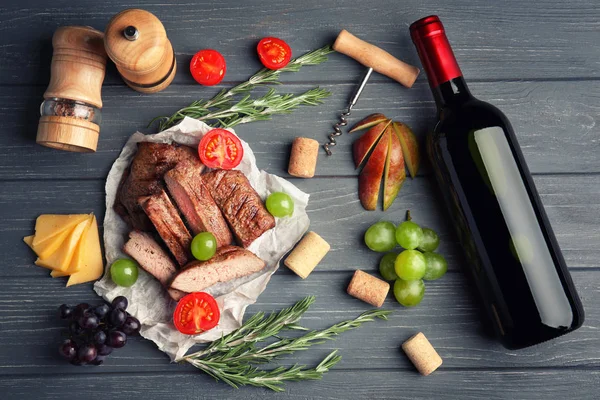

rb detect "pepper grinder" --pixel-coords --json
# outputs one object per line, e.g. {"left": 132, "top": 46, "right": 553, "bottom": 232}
{"left": 104, "top": 9, "right": 177, "bottom": 93}
{"left": 36, "top": 26, "right": 107, "bottom": 152}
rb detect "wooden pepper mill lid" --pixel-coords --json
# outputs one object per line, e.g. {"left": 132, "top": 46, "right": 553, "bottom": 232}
{"left": 104, "top": 9, "right": 177, "bottom": 93}
{"left": 36, "top": 26, "right": 107, "bottom": 153}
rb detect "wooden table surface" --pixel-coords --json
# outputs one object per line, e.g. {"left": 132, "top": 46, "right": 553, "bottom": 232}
{"left": 1, "top": 0, "right": 599, "bottom": 398}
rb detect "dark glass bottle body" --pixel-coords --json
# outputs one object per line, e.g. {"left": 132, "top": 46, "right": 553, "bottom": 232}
{"left": 412, "top": 16, "right": 584, "bottom": 349}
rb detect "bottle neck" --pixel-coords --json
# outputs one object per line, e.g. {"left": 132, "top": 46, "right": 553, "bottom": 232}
{"left": 431, "top": 77, "right": 472, "bottom": 109}
{"left": 410, "top": 16, "right": 472, "bottom": 109}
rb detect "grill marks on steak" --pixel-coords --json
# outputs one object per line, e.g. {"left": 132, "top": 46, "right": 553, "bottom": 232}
{"left": 122, "top": 231, "right": 187, "bottom": 301}
{"left": 115, "top": 142, "right": 202, "bottom": 231}
{"left": 114, "top": 144, "right": 275, "bottom": 300}
{"left": 138, "top": 190, "right": 192, "bottom": 266}
{"left": 202, "top": 170, "right": 276, "bottom": 248}
{"left": 164, "top": 160, "right": 232, "bottom": 248}
{"left": 170, "top": 245, "right": 266, "bottom": 293}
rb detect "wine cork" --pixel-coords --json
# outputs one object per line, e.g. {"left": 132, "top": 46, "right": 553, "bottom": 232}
{"left": 347, "top": 270, "right": 390, "bottom": 307}
{"left": 288, "top": 137, "right": 319, "bottom": 178}
{"left": 402, "top": 332, "right": 443, "bottom": 376}
{"left": 284, "top": 231, "right": 330, "bottom": 278}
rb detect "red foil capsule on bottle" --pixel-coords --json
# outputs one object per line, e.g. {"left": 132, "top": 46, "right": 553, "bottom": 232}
{"left": 410, "top": 16, "right": 462, "bottom": 89}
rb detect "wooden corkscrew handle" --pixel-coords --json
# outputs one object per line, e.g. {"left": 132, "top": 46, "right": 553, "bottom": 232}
{"left": 333, "top": 29, "right": 420, "bottom": 88}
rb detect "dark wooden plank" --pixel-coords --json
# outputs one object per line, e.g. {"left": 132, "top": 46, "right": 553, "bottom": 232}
{"left": 1, "top": 0, "right": 599, "bottom": 85}
{"left": 4, "top": 174, "right": 599, "bottom": 277}
{"left": 0, "top": 270, "right": 597, "bottom": 374}
{"left": 2, "top": 80, "right": 600, "bottom": 180}
{"left": 1, "top": 365, "right": 599, "bottom": 399}
{"left": 2, "top": 369, "right": 599, "bottom": 399}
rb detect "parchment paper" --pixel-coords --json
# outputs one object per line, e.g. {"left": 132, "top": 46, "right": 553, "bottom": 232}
{"left": 94, "top": 117, "right": 310, "bottom": 361}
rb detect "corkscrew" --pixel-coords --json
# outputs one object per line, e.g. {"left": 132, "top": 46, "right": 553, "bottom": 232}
{"left": 323, "top": 30, "right": 421, "bottom": 155}
{"left": 324, "top": 67, "right": 373, "bottom": 156}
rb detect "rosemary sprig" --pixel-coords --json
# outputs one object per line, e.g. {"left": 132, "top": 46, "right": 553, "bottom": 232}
{"left": 207, "top": 44, "right": 334, "bottom": 105}
{"left": 183, "top": 297, "right": 392, "bottom": 391}
{"left": 214, "top": 88, "right": 331, "bottom": 127}
{"left": 207, "top": 308, "right": 391, "bottom": 365}
{"left": 192, "top": 295, "right": 315, "bottom": 359}
{"left": 188, "top": 350, "right": 342, "bottom": 392}
{"left": 150, "top": 45, "right": 334, "bottom": 131}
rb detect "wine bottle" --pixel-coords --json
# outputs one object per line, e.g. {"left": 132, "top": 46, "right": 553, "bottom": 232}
{"left": 410, "top": 15, "right": 584, "bottom": 349}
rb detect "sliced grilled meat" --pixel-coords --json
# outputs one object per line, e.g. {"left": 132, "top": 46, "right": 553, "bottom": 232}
{"left": 170, "top": 245, "right": 266, "bottom": 293}
{"left": 202, "top": 170, "right": 276, "bottom": 248}
{"left": 115, "top": 142, "right": 202, "bottom": 231}
{"left": 123, "top": 230, "right": 176, "bottom": 286}
{"left": 122, "top": 230, "right": 187, "bottom": 301}
{"left": 167, "top": 288, "right": 189, "bottom": 301}
{"left": 139, "top": 190, "right": 192, "bottom": 266}
{"left": 164, "top": 160, "right": 232, "bottom": 248}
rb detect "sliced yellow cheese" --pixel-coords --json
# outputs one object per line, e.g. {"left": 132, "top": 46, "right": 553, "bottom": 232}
{"left": 67, "top": 215, "right": 104, "bottom": 287}
{"left": 50, "top": 217, "right": 93, "bottom": 278}
{"left": 26, "top": 236, "right": 67, "bottom": 278}
{"left": 35, "top": 218, "right": 90, "bottom": 272}
{"left": 30, "top": 227, "right": 73, "bottom": 259}
{"left": 23, "top": 235, "right": 34, "bottom": 249}
{"left": 32, "top": 214, "right": 89, "bottom": 247}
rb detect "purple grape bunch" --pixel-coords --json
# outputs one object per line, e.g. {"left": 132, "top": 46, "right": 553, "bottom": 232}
{"left": 57, "top": 296, "right": 141, "bottom": 366}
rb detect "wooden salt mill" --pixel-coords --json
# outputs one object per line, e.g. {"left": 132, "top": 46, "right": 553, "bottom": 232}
{"left": 104, "top": 9, "right": 177, "bottom": 93}
{"left": 36, "top": 26, "right": 107, "bottom": 152}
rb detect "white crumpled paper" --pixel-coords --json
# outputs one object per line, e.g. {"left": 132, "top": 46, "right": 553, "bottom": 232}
{"left": 94, "top": 117, "right": 310, "bottom": 361}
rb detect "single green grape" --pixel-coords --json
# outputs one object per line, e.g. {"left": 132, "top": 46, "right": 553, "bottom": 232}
{"left": 393, "top": 279, "right": 425, "bottom": 307}
{"left": 418, "top": 227, "right": 440, "bottom": 252}
{"left": 394, "top": 249, "right": 427, "bottom": 280}
{"left": 266, "top": 192, "right": 294, "bottom": 217}
{"left": 395, "top": 221, "right": 424, "bottom": 250}
{"left": 379, "top": 252, "right": 399, "bottom": 281}
{"left": 364, "top": 221, "right": 397, "bottom": 252}
{"left": 191, "top": 232, "right": 217, "bottom": 261}
{"left": 110, "top": 259, "right": 139, "bottom": 287}
{"left": 423, "top": 252, "right": 448, "bottom": 280}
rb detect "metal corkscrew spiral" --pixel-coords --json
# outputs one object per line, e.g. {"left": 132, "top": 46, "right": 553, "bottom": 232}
{"left": 323, "top": 68, "right": 373, "bottom": 156}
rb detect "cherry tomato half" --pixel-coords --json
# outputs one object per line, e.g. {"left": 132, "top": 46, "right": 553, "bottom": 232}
{"left": 190, "top": 49, "right": 226, "bottom": 86}
{"left": 257, "top": 37, "right": 292, "bottom": 70}
{"left": 198, "top": 128, "right": 244, "bottom": 170}
{"left": 173, "top": 292, "right": 220, "bottom": 335}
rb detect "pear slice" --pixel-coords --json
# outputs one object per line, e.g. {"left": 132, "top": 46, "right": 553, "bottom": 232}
{"left": 393, "top": 121, "right": 420, "bottom": 178}
{"left": 358, "top": 129, "right": 391, "bottom": 210}
{"left": 349, "top": 113, "right": 389, "bottom": 133}
{"left": 352, "top": 119, "right": 392, "bottom": 168}
{"left": 383, "top": 127, "right": 406, "bottom": 210}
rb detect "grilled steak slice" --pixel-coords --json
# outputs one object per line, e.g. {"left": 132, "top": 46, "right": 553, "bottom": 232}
{"left": 139, "top": 190, "right": 192, "bottom": 266}
{"left": 202, "top": 170, "right": 276, "bottom": 248}
{"left": 170, "top": 245, "right": 266, "bottom": 293}
{"left": 164, "top": 160, "right": 232, "bottom": 248}
{"left": 115, "top": 142, "right": 202, "bottom": 231}
{"left": 123, "top": 230, "right": 177, "bottom": 286}
{"left": 122, "top": 230, "right": 187, "bottom": 301}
